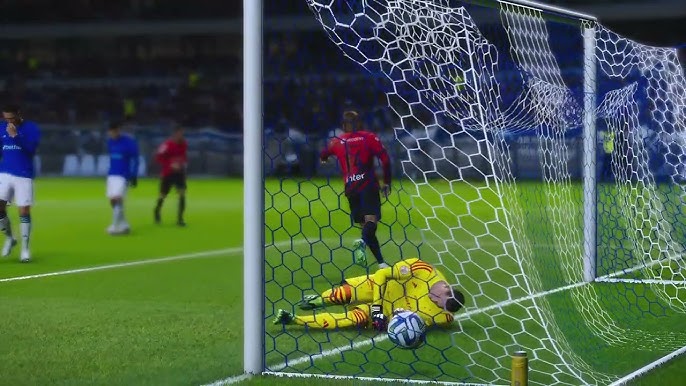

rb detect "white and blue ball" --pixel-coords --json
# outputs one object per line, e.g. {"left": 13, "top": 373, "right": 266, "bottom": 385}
{"left": 387, "top": 310, "right": 426, "bottom": 349}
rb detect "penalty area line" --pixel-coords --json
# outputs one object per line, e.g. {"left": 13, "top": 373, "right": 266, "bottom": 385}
{"left": 0, "top": 248, "right": 237, "bottom": 283}
{"left": 0, "top": 237, "right": 325, "bottom": 284}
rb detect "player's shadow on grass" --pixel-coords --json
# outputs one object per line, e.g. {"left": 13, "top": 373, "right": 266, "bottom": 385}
{"left": 110, "top": 222, "right": 190, "bottom": 237}
{"left": 0, "top": 258, "right": 29, "bottom": 265}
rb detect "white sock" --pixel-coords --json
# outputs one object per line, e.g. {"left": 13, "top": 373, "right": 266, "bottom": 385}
{"left": 114, "top": 203, "right": 128, "bottom": 228}
{"left": 113, "top": 203, "right": 123, "bottom": 227}
{"left": 20, "top": 215, "right": 31, "bottom": 250}
{"left": 0, "top": 216, "right": 11, "bottom": 238}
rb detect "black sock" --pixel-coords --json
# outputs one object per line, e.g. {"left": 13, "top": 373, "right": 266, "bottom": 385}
{"left": 155, "top": 198, "right": 164, "bottom": 212}
{"left": 0, "top": 210, "right": 10, "bottom": 236}
{"left": 362, "top": 221, "right": 384, "bottom": 264}
{"left": 178, "top": 196, "right": 186, "bottom": 221}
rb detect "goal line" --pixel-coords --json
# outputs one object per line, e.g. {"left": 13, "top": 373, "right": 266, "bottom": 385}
{"left": 263, "top": 371, "right": 501, "bottom": 386}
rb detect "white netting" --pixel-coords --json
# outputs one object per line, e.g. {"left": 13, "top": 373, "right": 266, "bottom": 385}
{"left": 593, "top": 26, "right": 686, "bottom": 309}
{"left": 264, "top": 0, "right": 686, "bottom": 384}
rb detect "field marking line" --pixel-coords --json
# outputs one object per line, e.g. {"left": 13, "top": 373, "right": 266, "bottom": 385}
{"left": 595, "top": 277, "right": 686, "bottom": 285}
{"left": 203, "top": 337, "right": 389, "bottom": 386}
{"left": 608, "top": 344, "right": 686, "bottom": 386}
{"left": 0, "top": 235, "right": 501, "bottom": 285}
{"left": 241, "top": 258, "right": 684, "bottom": 386}
{"left": 269, "top": 335, "right": 387, "bottom": 372}
{"left": 264, "top": 280, "right": 588, "bottom": 370}
{"left": 263, "top": 371, "right": 500, "bottom": 386}
{"left": 0, "top": 238, "right": 318, "bottom": 284}
{"left": 598, "top": 253, "right": 686, "bottom": 280}
{"left": 205, "top": 279, "right": 592, "bottom": 386}
{"left": 0, "top": 248, "right": 236, "bottom": 284}
{"left": 204, "top": 373, "right": 251, "bottom": 386}
{"left": 0, "top": 232, "right": 604, "bottom": 384}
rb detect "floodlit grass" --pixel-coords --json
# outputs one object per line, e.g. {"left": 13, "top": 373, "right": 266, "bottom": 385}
{"left": 264, "top": 178, "right": 686, "bottom": 385}
{"left": 0, "top": 178, "right": 242, "bottom": 386}
{"left": 0, "top": 178, "right": 685, "bottom": 385}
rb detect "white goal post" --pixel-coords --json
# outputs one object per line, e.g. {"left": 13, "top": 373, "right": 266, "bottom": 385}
{"left": 239, "top": 0, "right": 686, "bottom": 384}
{"left": 243, "top": 0, "right": 265, "bottom": 375}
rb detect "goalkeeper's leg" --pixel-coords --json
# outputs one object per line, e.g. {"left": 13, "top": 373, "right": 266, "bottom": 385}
{"left": 299, "top": 275, "right": 374, "bottom": 310}
{"left": 274, "top": 306, "right": 370, "bottom": 329}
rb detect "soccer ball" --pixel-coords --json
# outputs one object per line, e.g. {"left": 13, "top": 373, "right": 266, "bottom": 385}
{"left": 387, "top": 310, "right": 426, "bottom": 349}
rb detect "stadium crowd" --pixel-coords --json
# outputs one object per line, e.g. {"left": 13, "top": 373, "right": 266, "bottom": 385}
{"left": 0, "top": 1, "right": 682, "bottom": 135}
{"left": 0, "top": 29, "right": 396, "bottom": 134}
{"left": 0, "top": 0, "right": 314, "bottom": 23}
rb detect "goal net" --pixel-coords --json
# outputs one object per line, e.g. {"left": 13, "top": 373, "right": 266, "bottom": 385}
{"left": 262, "top": 0, "right": 686, "bottom": 384}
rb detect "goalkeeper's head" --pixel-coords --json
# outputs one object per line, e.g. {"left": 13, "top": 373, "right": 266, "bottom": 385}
{"left": 341, "top": 110, "right": 362, "bottom": 133}
{"left": 429, "top": 281, "right": 466, "bottom": 313}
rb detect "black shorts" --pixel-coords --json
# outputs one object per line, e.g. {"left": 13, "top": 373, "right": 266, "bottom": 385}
{"left": 160, "top": 172, "right": 187, "bottom": 195}
{"left": 346, "top": 186, "right": 381, "bottom": 224}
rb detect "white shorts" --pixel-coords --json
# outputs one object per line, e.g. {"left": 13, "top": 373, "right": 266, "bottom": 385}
{"left": 0, "top": 173, "right": 34, "bottom": 207}
{"left": 106, "top": 176, "right": 128, "bottom": 199}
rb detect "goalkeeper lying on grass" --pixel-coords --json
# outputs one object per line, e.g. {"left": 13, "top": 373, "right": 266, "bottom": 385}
{"left": 273, "top": 258, "right": 466, "bottom": 331}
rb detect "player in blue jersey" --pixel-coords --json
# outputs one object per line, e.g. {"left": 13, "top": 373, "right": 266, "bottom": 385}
{"left": 0, "top": 105, "right": 40, "bottom": 262}
{"left": 106, "top": 121, "right": 139, "bottom": 235}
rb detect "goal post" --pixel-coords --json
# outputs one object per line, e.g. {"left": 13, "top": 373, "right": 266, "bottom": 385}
{"left": 582, "top": 23, "right": 598, "bottom": 283}
{"left": 243, "top": 0, "right": 264, "bottom": 375}
{"left": 250, "top": 0, "right": 686, "bottom": 384}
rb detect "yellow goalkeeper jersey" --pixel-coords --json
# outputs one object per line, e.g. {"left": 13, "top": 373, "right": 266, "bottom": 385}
{"left": 379, "top": 258, "right": 455, "bottom": 327}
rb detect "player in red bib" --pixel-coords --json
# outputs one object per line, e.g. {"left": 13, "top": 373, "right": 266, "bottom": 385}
{"left": 320, "top": 110, "right": 392, "bottom": 268}
{"left": 153, "top": 126, "right": 188, "bottom": 226}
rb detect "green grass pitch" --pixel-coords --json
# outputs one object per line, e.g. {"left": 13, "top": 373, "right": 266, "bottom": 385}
{"left": 264, "top": 178, "right": 686, "bottom": 385}
{"left": 0, "top": 178, "right": 685, "bottom": 385}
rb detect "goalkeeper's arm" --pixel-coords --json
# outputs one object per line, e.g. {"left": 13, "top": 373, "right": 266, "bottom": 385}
{"left": 369, "top": 259, "right": 420, "bottom": 331}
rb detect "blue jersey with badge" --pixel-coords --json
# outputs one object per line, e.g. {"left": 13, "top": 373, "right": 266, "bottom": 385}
{"left": 0, "top": 120, "right": 41, "bottom": 178}
{"left": 108, "top": 134, "right": 139, "bottom": 179}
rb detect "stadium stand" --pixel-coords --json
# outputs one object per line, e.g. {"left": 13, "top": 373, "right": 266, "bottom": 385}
{"left": 0, "top": 0, "right": 682, "bottom": 177}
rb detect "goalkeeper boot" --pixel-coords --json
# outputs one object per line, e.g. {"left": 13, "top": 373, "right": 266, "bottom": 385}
{"left": 352, "top": 239, "right": 367, "bottom": 266}
{"left": 272, "top": 309, "right": 294, "bottom": 325}
{"left": 299, "top": 294, "right": 325, "bottom": 310}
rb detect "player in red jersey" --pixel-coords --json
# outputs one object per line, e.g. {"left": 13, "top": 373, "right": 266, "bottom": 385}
{"left": 320, "top": 110, "right": 392, "bottom": 268}
{"left": 153, "top": 126, "right": 188, "bottom": 226}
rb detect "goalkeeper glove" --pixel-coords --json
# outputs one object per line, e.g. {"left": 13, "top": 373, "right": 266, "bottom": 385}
{"left": 371, "top": 304, "right": 387, "bottom": 332}
{"left": 127, "top": 176, "right": 138, "bottom": 187}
